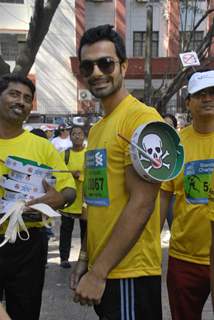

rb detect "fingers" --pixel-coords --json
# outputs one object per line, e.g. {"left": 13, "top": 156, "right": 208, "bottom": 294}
{"left": 71, "top": 270, "right": 105, "bottom": 307}
{"left": 42, "top": 179, "right": 54, "bottom": 191}
{"left": 26, "top": 198, "right": 40, "bottom": 207}
{"left": 70, "top": 274, "right": 78, "bottom": 291}
{"left": 73, "top": 285, "right": 101, "bottom": 306}
{"left": 23, "top": 206, "right": 32, "bottom": 212}
{"left": 26, "top": 195, "right": 46, "bottom": 207}
{"left": 73, "top": 292, "right": 98, "bottom": 306}
{"left": 26, "top": 181, "right": 53, "bottom": 206}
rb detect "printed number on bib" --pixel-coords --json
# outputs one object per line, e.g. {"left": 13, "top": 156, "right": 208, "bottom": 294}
{"left": 84, "top": 149, "right": 109, "bottom": 207}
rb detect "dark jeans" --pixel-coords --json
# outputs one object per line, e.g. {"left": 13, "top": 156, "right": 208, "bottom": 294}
{"left": 59, "top": 215, "right": 87, "bottom": 261}
{"left": 0, "top": 228, "right": 48, "bottom": 320}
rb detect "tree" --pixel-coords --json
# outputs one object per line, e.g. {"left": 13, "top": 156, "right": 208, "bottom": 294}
{"left": 0, "top": 56, "right": 10, "bottom": 76}
{"left": 148, "top": 1, "right": 214, "bottom": 114}
{"left": 144, "top": 5, "right": 153, "bottom": 105}
{"left": 0, "top": 0, "right": 61, "bottom": 77}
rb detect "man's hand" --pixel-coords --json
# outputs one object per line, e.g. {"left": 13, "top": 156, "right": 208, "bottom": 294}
{"left": 70, "top": 259, "right": 88, "bottom": 291}
{"left": 72, "top": 269, "right": 106, "bottom": 306}
{"left": 26, "top": 180, "right": 69, "bottom": 209}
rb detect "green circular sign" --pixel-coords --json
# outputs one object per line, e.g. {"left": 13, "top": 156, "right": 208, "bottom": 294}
{"left": 131, "top": 122, "right": 184, "bottom": 182}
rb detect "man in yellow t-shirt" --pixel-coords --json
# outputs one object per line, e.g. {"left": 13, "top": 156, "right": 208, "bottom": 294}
{"left": 0, "top": 74, "right": 76, "bottom": 320}
{"left": 59, "top": 126, "right": 87, "bottom": 268}
{"left": 161, "top": 70, "right": 214, "bottom": 320}
{"left": 71, "top": 25, "right": 163, "bottom": 320}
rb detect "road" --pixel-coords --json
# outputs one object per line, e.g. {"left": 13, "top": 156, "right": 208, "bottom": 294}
{"left": 40, "top": 219, "right": 213, "bottom": 320}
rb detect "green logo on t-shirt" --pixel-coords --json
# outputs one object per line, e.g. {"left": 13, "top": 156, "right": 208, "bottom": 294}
{"left": 184, "top": 159, "right": 214, "bottom": 204}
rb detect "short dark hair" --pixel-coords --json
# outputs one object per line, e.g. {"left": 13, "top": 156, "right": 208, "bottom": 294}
{"left": 163, "top": 113, "right": 177, "bottom": 129}
{"left": 78, "top": 24, "right": 127, "bottom": 63}
{"left": 31, "top": 128, "right": 48, "bottom": 139}
{"left": 70, "top": 125, "right": 85, "bottom": 135}
{"left": 0, "top": 74, "right": 35, "bottom": 98}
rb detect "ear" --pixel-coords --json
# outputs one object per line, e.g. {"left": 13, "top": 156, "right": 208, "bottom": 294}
{"left": 121, "top": 59, "right": 128, "bottom": 78}
{"left": 185, "top": 97, "right": 190, "bottom": 111}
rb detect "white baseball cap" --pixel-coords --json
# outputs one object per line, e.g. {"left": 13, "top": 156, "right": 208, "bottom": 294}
{"left": 40, "top": 124, "right": 56, "bottom": 131}
{"left": 188, "top": 70, "right": 214, "bottom": 94}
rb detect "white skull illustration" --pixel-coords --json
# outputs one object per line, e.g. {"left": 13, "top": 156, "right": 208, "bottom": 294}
{"left": 142, "top": 134, "right": 163, "bottom": 168}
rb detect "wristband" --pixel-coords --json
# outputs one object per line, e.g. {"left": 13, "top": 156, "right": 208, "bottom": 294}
{"left": 78, "top": 250, "right": 88, "bottom": 261}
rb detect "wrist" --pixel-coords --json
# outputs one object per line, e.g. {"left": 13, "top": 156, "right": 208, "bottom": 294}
{"left": 91, "top": 261, "right": 108, "bottom": 280}
{"left": 78, "top": 250, "right": 88, "bottom": 262}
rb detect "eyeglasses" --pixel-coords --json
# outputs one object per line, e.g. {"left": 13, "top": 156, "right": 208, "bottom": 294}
{"left": 192, "top": 87, "right": 214, "bottom": 99}
{"left": 59, "top": 128, "right": 69, "bottom": 132}
{"left": 79, "top": 57, "right": 120, "bottom": 77}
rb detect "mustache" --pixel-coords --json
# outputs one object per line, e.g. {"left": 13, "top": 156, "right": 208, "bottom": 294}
{"left": 88, "top": 76, "right": 110, "bottom": 85}
{"left": 202, "top": 103, "right": 214, "bottom": 108}
{"left": 11, "top": 103, "right": 25, "bottom": 108}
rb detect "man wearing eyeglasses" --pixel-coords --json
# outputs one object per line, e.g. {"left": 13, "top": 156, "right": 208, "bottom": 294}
{"left": 70, "top": 24, "right": 163, "bottom": 320}
{"left": 160, "top": 69, "right": 214, "bottom": 320}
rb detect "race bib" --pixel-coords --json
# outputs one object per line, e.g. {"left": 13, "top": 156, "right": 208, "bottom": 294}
{"left": 84, "top": 149, "right": 109, "bottom": 206}
{"left": 184, "top": 159, "right": 214, "bottom": 204}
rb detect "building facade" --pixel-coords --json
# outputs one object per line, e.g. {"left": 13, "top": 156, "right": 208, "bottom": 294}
{"left": 0, "top": 0, "right": 213, "bottom": 118}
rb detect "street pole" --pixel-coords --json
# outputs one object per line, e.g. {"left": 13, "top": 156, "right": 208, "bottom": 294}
{"left": 144, "top": 4, "right": 153, "bottom": 105}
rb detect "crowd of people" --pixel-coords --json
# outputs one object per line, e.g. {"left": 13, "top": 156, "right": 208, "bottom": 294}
{"left": 0, "top": 24, "right": 213, "bottom": 320}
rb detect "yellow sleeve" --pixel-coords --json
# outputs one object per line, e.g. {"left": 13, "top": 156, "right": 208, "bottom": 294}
{"left": 161, "top": 180, "right": 174, "bottom": 193}
{"left": 45, "top": 144, "right": 76, "bottom": 192}
{"left": 123, "top": 108, "right": 163, "bottom": 167}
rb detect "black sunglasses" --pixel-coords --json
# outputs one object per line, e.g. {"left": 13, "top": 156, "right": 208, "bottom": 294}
{"left": 79, "top": 57, "right": 120, "bottom": 77}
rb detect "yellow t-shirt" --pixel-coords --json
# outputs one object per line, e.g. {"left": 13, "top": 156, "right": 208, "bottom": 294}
{"left": 0, "top": 130, "right": 76, "bottom": 231}
{"left": 85, "top": 94, "right": 163, "bottom": 279}
{"left": 208, "top": 171, "right": 214, "bottom": 221}
{"left": 161, "top": 125, "right": 214, "bottom": 265}
{"left": 61, "top": 148, "right": 86, "bottom": 214}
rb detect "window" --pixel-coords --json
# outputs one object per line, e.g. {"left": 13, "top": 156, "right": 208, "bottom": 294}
{"left": 180, "top": 31, "right": 204, "bottom": 51}
{"left": 180, "top": 0, "right": 205, "bottom": 2}
{"left": 0, "top": 0, "right": 24, "bottom": 3}
{"left": 0, "top": 34, "right": 25, "bottom": 61}
{"left": 133, "top": 31, "right": 159, "bottom": 57}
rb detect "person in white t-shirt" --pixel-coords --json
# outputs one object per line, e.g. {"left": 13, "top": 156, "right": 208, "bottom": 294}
{"left": 52, "top": 124, "right": 72, "bottom": 153}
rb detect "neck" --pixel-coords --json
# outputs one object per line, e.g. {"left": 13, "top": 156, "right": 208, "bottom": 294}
{"left": 0, "top": 121, "right": 24, "bottom": 139}
{"left": 192, "top": 118, "right": 214, "bottom": 134}
{"left": 72, "top": 144, "right": 84, "bottom": 151}
{"left": 60, "top": 135, "right": 68, "bottom": 139}
{"left": 101, "top": 87, "right": 129, "bottom": 116}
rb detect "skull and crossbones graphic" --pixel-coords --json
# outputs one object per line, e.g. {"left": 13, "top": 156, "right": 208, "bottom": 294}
{"left": 139, "top": 134, "right": 170, "bottom": 174}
